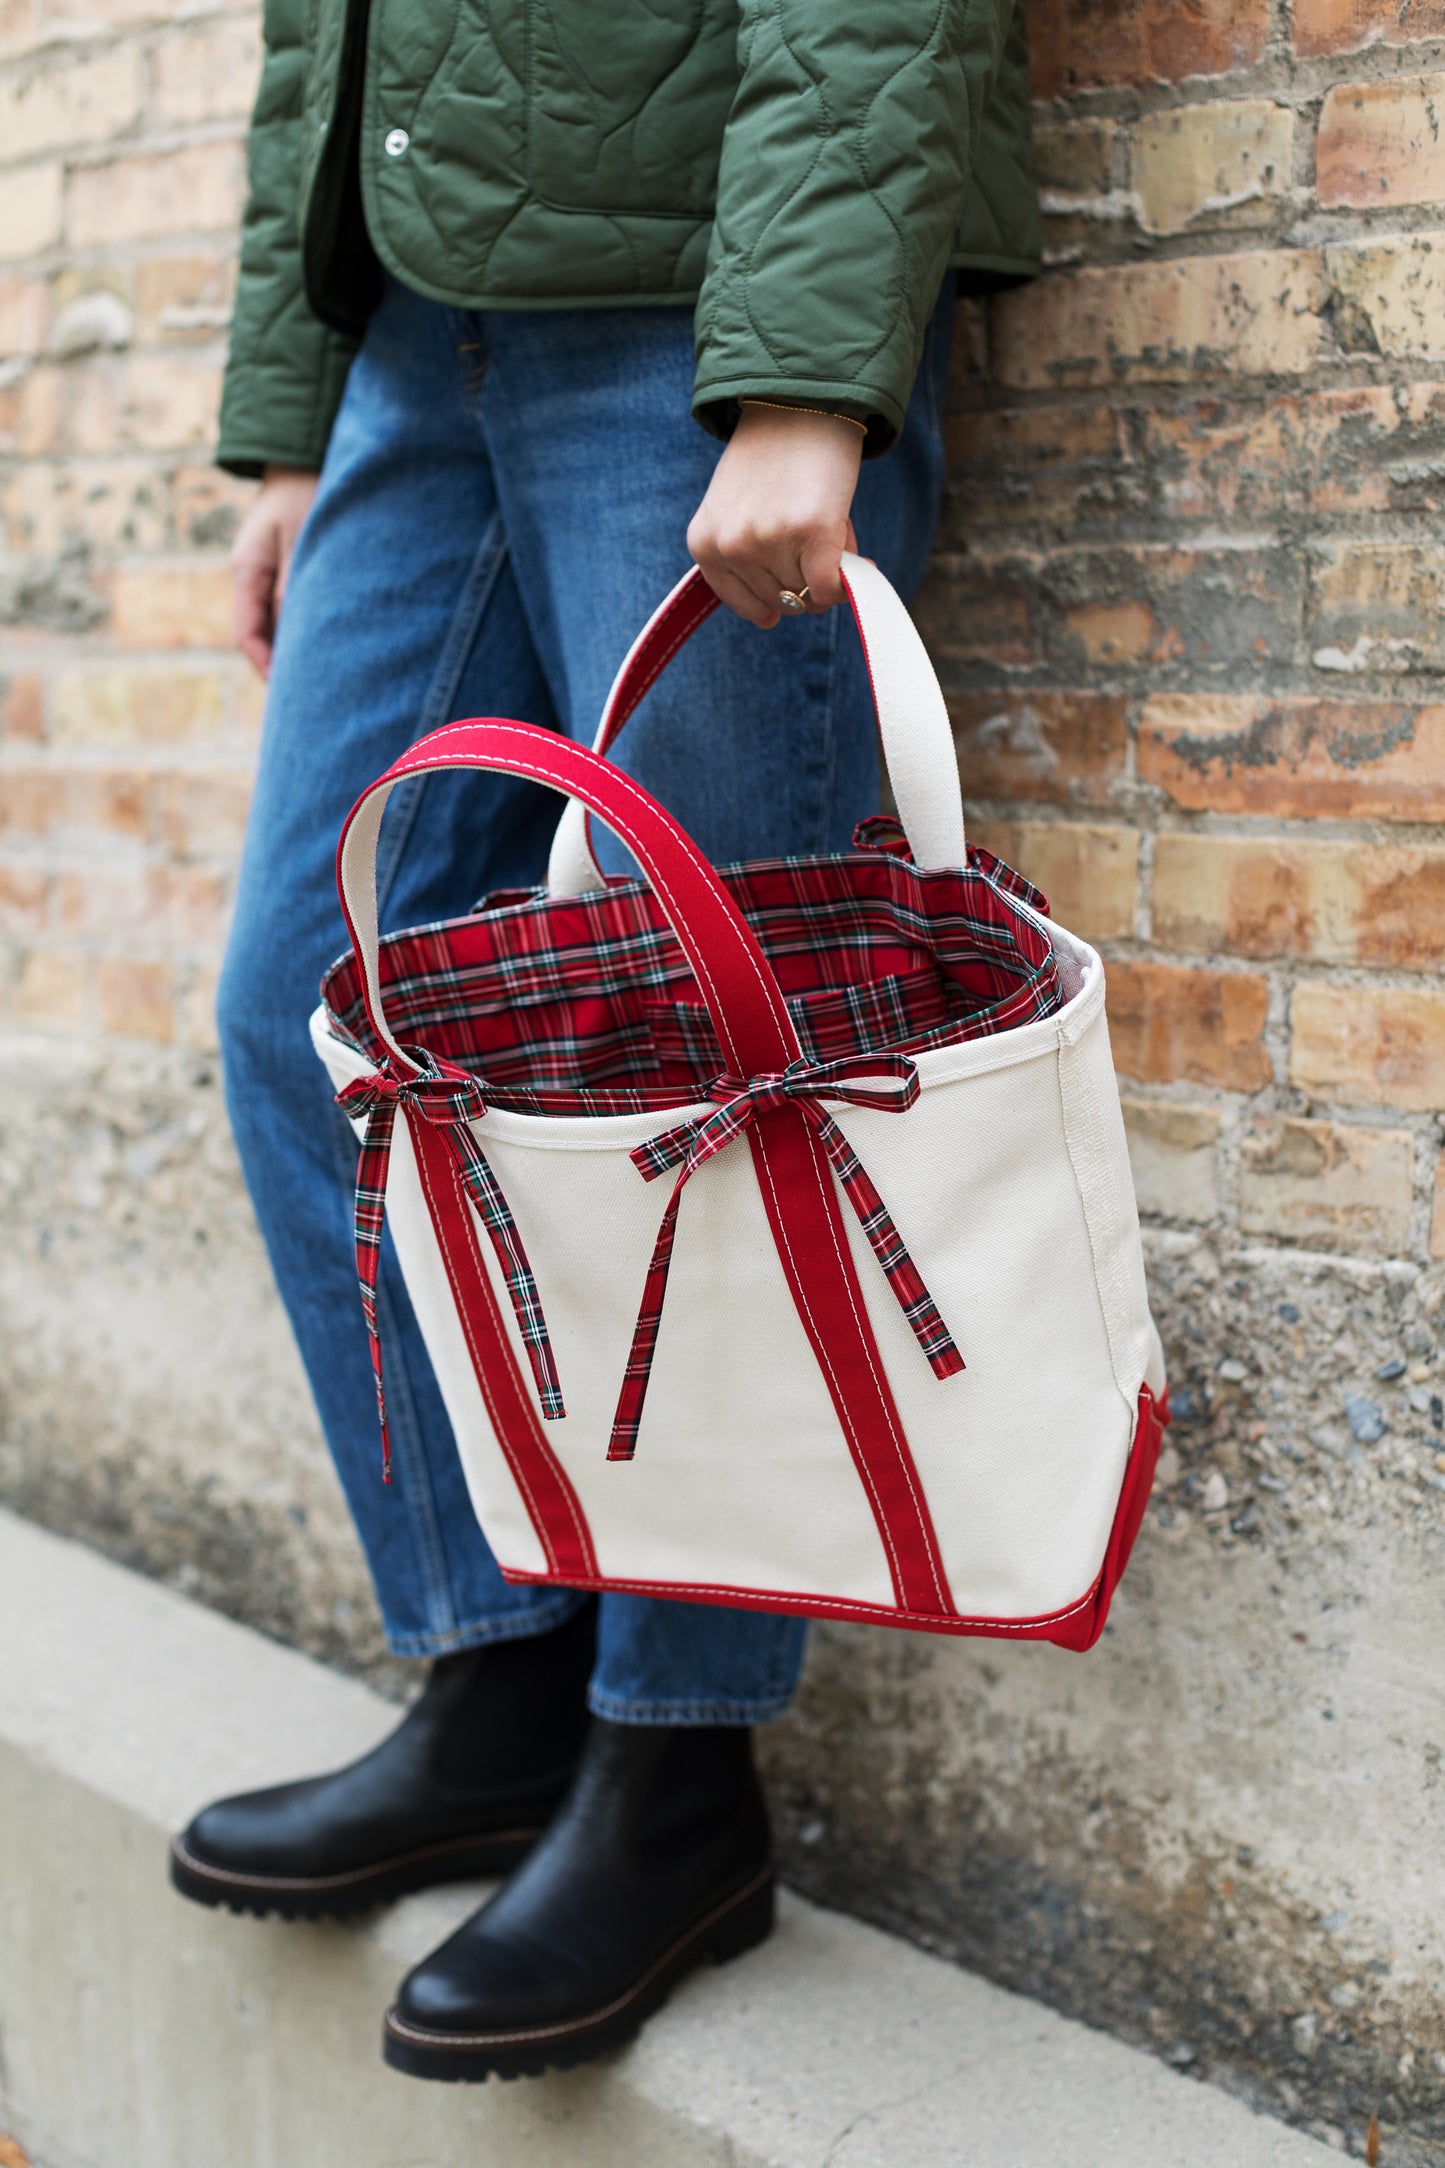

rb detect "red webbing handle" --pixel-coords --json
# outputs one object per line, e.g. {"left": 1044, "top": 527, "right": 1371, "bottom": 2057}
{"left": 593, "top": 568, "right": 721, "bottom": 758}
{"left": 335, "top": 717, "right": 803, "bottom": 1083}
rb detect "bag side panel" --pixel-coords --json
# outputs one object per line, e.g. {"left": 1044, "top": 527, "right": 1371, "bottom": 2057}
{"left": 828, "top": 1048, "right": 1134, "bottom": 1621}
{"left": 1056, "top": 997, "right": 1156, "bottom": 1412}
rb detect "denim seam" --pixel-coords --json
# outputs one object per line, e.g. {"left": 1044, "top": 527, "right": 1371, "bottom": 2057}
{"left": 385, "top": 1590, "right": 591, "bottom": 1660}
{"left": 351, "top": 495, "right": 539, "bottom": 1646}
{"left": 373, "top": 1260, "right": 465, "bottom": 1636}
{"left": 373, "top": 512, "right": 512, "bottom": 918}
{"left": 587, "top": 1688, "right": 796, "bottom": 1727}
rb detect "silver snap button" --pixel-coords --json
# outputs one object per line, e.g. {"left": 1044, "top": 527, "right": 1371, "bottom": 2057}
{"left": 384, "top": 128, "right": 409, "bottom": 156}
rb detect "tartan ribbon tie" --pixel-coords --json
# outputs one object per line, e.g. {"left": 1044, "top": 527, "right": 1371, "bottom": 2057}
{"left": 337, "top": 1052, "right": 563, "bottom": 1481}
{"left": 611, "top": 1052, "right": 964, "bottom": 1462}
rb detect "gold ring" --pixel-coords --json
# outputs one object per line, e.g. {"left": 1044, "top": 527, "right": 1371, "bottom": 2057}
{"left": 777, "top": 586, "right": 810, "bottom": 614}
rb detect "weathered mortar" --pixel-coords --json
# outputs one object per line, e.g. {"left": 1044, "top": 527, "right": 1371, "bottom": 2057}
{"left": 767, "top": 1235, "right": 1445, "bottom": 2163}
{"left": 0, "top": 1041, "right": 392, "bottom": 1682}
{"left": 4, "top": 1043, "right": 1443, "bottom": 2156}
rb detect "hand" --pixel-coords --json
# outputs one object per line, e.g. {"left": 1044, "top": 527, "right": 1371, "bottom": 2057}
{"left": 230, "top": 465, "right": 320, "bottom": 678}
{"left": 687, "top": 404, "right": 864, "bottom": 627}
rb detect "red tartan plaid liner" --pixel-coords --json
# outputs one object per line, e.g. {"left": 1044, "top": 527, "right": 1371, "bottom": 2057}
{"left": 323, "top": 832, "right": 1065, "bottom": 1464}
{"left": 321, "top": 834, "right": 1062, "bottom": 1107}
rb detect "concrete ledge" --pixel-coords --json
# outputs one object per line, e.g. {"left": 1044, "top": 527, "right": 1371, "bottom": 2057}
{"left": 0, "top": 1509, "right": 1337, "bottom": 2168}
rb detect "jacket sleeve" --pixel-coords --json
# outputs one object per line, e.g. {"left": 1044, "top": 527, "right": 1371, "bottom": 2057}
{"left": 693, "top": 0, "right": 1024, "bottom": 455}
{"left": 216, "top": 0, "right": 358, "bottom": 479}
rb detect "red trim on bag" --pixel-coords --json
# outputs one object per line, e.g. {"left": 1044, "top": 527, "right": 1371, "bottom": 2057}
{"left": 749, "top": 1114, "right": 956, "bottom": 1618}
{"left": 495, "top": 1385, "right": 1168, "bottom": 1649}
{"left": 1045, "top": 1382, "right": 1168, "bottom": 1652}
{"left": 338, "top": 718, "right": 961, "bottom": 1624}
{"left": 410, "top": 1113, "right": 598, "bottom": 1582}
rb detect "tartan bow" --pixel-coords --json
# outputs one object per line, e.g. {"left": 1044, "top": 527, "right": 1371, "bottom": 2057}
{"left": 337, "top": 1052, "right": 563, "bottom": 1481}
{"left": 610, "top": 1052, "right": 964, "bottom": 1462}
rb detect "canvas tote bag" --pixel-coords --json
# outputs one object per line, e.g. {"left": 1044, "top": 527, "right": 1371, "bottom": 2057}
{"left": 312, "top": 554, "right": 1168, "bottom": 1651}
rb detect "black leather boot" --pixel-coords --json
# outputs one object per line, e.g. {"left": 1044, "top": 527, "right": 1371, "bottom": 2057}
{"left": 382, "top": 1715, "right": 774, "bottom": 2081}
{"left": 169, "top": 1603, "right": 595, "bottom": 1919}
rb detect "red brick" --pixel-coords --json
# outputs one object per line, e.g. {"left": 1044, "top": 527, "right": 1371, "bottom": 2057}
{"left": 0, "top": 275, "right": 47, "bottom": 358}
{"left": 1121, "top": 1099, "right": 1221, "bottom": 1222}
{"left": 38, "top": 0, "right": 169, "bottom": 28}
{"left": 944, "top": 404, "right": 1131, "bottom": 536}
{"left": 0, "top": 861, "right": 48, "bottom": 932}
{"left": 914, "top": 561, "right": 1037, "bottom": 671}
{"left": 1133, "top": 101, "right": 1293, "bottom": 239}
{"left": 2, "top": 673, "right": 44, "bottom": 741}
{"left": 1048, "top": 545, "right": 1300, "bottom": 676}
{"left": 111, "top": 562, "right": 232, "bottom": 649}
{"left": 134, "top": 254, "right": 236, "bottom": 344}
{"left": 1318, "top": 76, "right": 1445, "bottom": 210}
{"left": 67, "top": 144, "right": 245, "bottom": 248}
{"left": 0, "top": 0, "right": 37, "bottom": 54}
{"left": 0, "top": 765, "right": 148, "bottom": 846}
{"left": 1293, "top": 0, "right": 1445, "bottom": 57}
{"left": 1139, "top": 387, "right": 1403, "bottom": 524}
{"left": 150, "top": 14, "right": 262, "bottom": 124}
{"left": 157, "top": 770, "right": 252, "bottom": 859}
{"left": 170, "top": 465, "right": 251, "bottom": 550}
{"left": 1239, "top": 1117, "right": 1414, "bottom": 1252}
{"left": 993, "top": 250, "right": 1325, "bottom": 392}
{"left": 968, "top": 819, "right": 1139, "bottom": 943}
{"left": 13, "top": 946, "right": 89, "bottom": 1032}
{"left": 1311, "top": 542, "right": 1445, "bottom": 675}
{"left": 1325, "top": 238, "right": 1445, "bottom": 363}
{"left": 1290, "top": 983, "right": 1445, "bottom": 1111}
{"left": 0, "top": 46, "right": 141, "bottom": 162}
{"left": 1064, "top": 599, "right": 1165, "bottom": 667}
{"left": 1140, "top": 694, "right": 1445, "bottom": 820}
{"left": 49, "top": 665, "right": 228, "bottom": 746}
{"left": 54, "top": 861, "right": 227, "bottom": 950}
{"left": 1030, "top": 0, "right": 1269, "bottom": 96}
{"left": 97, "top": 954, "right": 173, "bottom": 1040}
{"left": 5, "top": 457, "right": 167, "bottom": 555}
{"left": 949, "top": 691, "right": 1127, "bottom": 804}
{"left": 1033, "top": 120, "right": 1119, "bottom": 195}
{"left": 176, "top": 958, "right": 219, "bottom": 1051}
{"left": 1152, "top": 834, "right": 1445, "bottom": 968}
{"left": 0, "top": 364, "right": 65, "bottom": 458}
{"left": 1106, "top": 959, "right": 1272, "bottom": 1090}
{"left": 0, "top": 163, "right": 63, "bottom": 261}
{"left": 67, "top": 355, "right": 223, "bottom": 457}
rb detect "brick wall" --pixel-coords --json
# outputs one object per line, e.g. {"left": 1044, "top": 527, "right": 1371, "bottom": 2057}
{"left": 1, "top": 0, "right": 258, "bottom": 1053}
{"left": 930, "top": 5, "right": 1445, "bottom": 1291}
{"left": 2, "top": 0, "right": 1440, "bottom": 1256}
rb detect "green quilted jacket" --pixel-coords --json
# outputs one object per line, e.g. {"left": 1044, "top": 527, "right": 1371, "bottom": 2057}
{"left": 216, "top": 0, "right": 1040, "bottom": 477}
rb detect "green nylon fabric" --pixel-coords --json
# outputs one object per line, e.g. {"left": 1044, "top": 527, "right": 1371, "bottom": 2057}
{"left": 217, "top": 0, "right": 1041, "bottom": 478}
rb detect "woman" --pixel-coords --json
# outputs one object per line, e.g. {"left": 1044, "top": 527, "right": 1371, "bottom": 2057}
{"left": 171, "top": 0, "right": 1040, "bottom": 2081}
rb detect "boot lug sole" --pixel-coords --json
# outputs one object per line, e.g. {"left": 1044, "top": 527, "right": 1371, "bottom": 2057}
{"left": 380, "top": 1868, "right": 775, "bottom": 2082}
{"left": 168, "top": 1828, "right": 545, "bottom": 1922}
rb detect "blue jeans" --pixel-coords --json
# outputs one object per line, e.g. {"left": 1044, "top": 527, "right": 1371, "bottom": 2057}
{"left": 217, "top": 276, "right": 952, "bottom": 1721}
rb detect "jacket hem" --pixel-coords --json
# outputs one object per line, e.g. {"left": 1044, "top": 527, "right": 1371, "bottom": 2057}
{"left": 358, "top": 224, "right": 699, "bottom": 316}
{"left": 335, "top": 233, "right": 1038, "bottom": 319}
{"left": 215, "top": 438, "right": 328, "bottom": 480}
{"left": 948, "top": 249, "right": 1041, "bottom": 287}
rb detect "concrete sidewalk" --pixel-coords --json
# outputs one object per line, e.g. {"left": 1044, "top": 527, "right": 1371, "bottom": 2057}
{"left": 0, "top": 1508, "right": 1338, "bottom": 2168}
